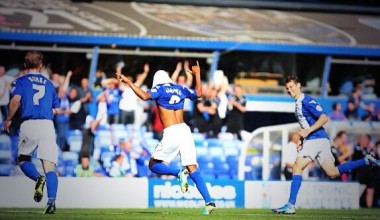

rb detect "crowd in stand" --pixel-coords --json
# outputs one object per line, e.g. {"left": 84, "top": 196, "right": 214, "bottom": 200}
{"left": 1, "top": 61, "right": 380, "bottom": 207}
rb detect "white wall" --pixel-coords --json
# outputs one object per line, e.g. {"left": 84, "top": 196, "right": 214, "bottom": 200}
{"left": 0, "top": 177, "right": 148, "bottom": 208}
{"left": 245, "top": 181, "right": 360, "bottom": 209}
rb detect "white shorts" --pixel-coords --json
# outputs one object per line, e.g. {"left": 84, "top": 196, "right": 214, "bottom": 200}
{"left": 18, "top": 120, "right": 59, "bottom": 164}
{"left": 152, "top": 123, "right": 197, "bottom": 166}
{"left": 297, "top": 138, "right": 335, "bottom": 165}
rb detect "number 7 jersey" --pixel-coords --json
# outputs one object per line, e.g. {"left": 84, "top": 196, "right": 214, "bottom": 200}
{"left": 147, "top": 83, "right": 197, "bottom": 110}
{"left": 12, "top": 72, "right": 59, "bottom": 120}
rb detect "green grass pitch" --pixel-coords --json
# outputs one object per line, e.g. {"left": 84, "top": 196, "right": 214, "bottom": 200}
{"left": 0, "top": 208, "right": 379, "bottom": 220}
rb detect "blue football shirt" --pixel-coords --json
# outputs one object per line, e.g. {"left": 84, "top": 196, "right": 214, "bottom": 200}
{"left": 12, "top": 72, "right": 59, "bottom": 120}
{"left": 295, "top": 93, "right": 328, "bottom": 140}
{"left": 148, "top": 83, "right": 197, "bottom": 110}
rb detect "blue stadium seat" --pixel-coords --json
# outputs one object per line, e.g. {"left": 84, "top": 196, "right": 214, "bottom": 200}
{"left": 224, "top": 147, "right": 239, "bottom": 156}
{"left": 192, "top": 132, "right": 205, "bottom": 147}
{"left": 0, "top": 134, "right": 12, "bottom": 150}
{"left": 95, "top": 130, "right": 113, "bottom": 148}
{"left": 212, "top": 157, "right": 229, "bottom": 179}
{"left": 112, "top": 130, "right": 129, "bottom": 144}
{"left": 67, "top": 136, "right": 83, "bottom": 152}
{"left": 110, "top": 123, "right": 126, "bottom": 131}
{"left": 206, "top": 138, "right": 222, "bottom": 148}
{"left": 226, "top": 155, "right": 239, "bottom": 179}
{"left": 0, "top": 164, "right": 13, "bottom": 176}
{"left": 209, "top": 147, "right": 224, "bottom": 158}
{"left": 195, "top": 146, "right": 208, "bottom": 157}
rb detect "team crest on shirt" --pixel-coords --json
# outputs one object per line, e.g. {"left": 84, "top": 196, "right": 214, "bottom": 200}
{"left": 316, "top": 105, "right": 323, "bottom": 112}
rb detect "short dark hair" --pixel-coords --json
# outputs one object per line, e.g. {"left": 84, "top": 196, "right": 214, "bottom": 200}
{"left": 285, "top": 75, "right": 300, "bottom": 85}
{"left": 24, "top": 51, "right": 43, "bottom": 69}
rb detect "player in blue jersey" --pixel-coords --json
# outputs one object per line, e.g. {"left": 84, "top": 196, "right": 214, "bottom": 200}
{"left": 272, "top": 75, "right": 380, "bottom": 214}
{"left": 117, "top": 62, "right": 215, "bottom": 215}
{"left": 4, "top": 51, "right": 60, "bottom": 214}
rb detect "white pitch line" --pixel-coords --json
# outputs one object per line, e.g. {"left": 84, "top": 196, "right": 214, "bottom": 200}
{"left": 81, "top": 3, "right": 147, "bottom": 36}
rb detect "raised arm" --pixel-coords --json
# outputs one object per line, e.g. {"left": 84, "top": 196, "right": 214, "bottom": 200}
{"left": 190, "top": 61, "right": 202, "bottom": 98}
{"left": 116, "top": 72, "right": 151, "bottom": 101}
{"left": 135, "top": 63, "right": 149, "bottom": 87}
{"left": 171, "top": 62, "right": 182, "bottom": 82}
{"left": 184, "top": 60, "right": 193, "bottom": 86}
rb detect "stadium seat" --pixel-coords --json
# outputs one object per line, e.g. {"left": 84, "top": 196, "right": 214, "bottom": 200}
{"left": 209, "top": 147, "right": 224, "bottom": 158}
{"left": 192, "top": 132, "right": 205, "bottom": 147}
{"left": 212, "top": 157, "right": 229, "bottom": 179}
{"left": 195, "top": 146, "right": 208, "bottom": 157}
{"left": 205, "top": 138, "right": 222, "bottom": 148}
{"left": 224, "top": 147, "right": 239, "bottom": 156}
{"left": 112, "top": 130, "right": 129, "bottom": 144}
{"left": 226, "top": 155, "right": 239, "bottom": 179}
{"left": 110, "top": 123, "right": 126, "bottom": 131}
{"left": 0, "top": 164, "right": 13, "bottom": 176}
{"left": 67, "top": 136, "right": 83, "bottom": 152}
{"left": 0, "top": 134, "right": 12, "bottom": 150}
{"left": 218, "top": 132, "right": 235, "bottom": 141}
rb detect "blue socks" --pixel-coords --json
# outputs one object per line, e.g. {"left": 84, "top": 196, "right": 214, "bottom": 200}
{"left": 337, "top": 159, "right": 366, "bottom": 174}
{"left": 46, "top": 171, "right": 58, "bottom": 204}
{"left": 288, "top": 174, "right": 302, "bottom": 205}
{"left": 20, "top": 161, "right": 40, "bottom": 181}
{"left": 150, "top": 162, "right": 180, "bottom": 177}
{"left": 189, "top": 170, "right": 212, "bottom": 203}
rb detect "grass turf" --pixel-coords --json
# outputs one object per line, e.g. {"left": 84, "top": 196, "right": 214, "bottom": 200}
{"left": 0, "top": 208, "right": 380, "bottom": 220}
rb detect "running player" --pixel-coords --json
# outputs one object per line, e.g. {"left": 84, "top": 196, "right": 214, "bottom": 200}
{"left": 4, "top": 51, "right": 60, "bottom": 214}
{"left": 272, "top": 75, "right": 380, "bottom": 214}
{"left": 116, "top": 62, "right": 216, "bottom": 215}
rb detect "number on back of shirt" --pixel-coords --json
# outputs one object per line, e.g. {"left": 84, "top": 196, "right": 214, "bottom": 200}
{"left": 32, "top": 84, "right": 45, "bottom": 105}
{"left": 169, "top": 95, "right": 180, "bottom": 105}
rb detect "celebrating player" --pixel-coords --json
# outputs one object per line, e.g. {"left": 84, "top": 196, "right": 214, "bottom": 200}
{"left": 116, "top": 61, "right": 216, "bottom": 215}
{"left": 272, "top": 75, "right": 380, "bottom": 214}
{"left": 4, "top": 51, "right": 60, "bottom": 214}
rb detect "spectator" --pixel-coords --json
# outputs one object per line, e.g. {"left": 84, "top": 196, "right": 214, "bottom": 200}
{"left": 108, "top": 154, "right": 128, "bottom": 177}
{"left": 328, "top": 102, "right": 346, "bottom": 121}
{"left": 118, "top": 63, "right": 149, "bottom": 126}
{"left": 351, "top": 134, "right": 377, "bottom": 208}
{"left": 192, "top": 83, "right": 209, "bottom": 133}
{"left": 80, "top": 114, "right": 104, "bottom": 158}
{"left": 345, "top": 85, "right": 370, "bottom": 120}
{"left": 77, "top": 77, "right": 93, "bottom": 116}
{"left": 93, "top": 69, "right": 105, "bottom": 89}
{"left": 374, "top": 109, "right": 380, "bottom": 122}
{"left": 361, "top": 103, "right": 376, "bottom": 122}
{"left": 0, "top": 65, "right": 14, "bottom": 122}
{"left": 331, "top": 131, "right": 353, "bottom": 181}
{"left": 54, "top": 71, "right": 72, "bottom": 151}
{"left": 103, "top": 78, "right": 122, "bottom": 124}
{"left": 117, "top": 138, "right": 138, "bottom": 177}
{"left": 226, "top": 85, "right": 247, "bottom": 140}
{"left": 68, "top": 87, "right": 87, "bottom": 131}
{"left": 135, "top": 146, "right": 152, "bottom": 177}
{"left": 74, "top": 155, "right": 103, "bottom": 177}
{"left": 281, "top": 132, "right": 301, "bottom": 180}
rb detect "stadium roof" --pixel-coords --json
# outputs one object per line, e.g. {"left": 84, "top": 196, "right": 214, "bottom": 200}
{"left": 1, "top": 0, "right": 380, "bottom": 56}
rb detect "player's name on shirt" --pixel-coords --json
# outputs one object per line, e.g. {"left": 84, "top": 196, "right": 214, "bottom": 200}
{"left": 27, "top": 75, "right": 47, "bottom": 84}
{"left": 165, "top": 87, "right": 182, "bottom": 95}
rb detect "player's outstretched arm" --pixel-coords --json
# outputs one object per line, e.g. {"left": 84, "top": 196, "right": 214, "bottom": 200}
{"left": 116, "top": 72, "right": 151, "bottom": 101}
{"left": 191, "top": 61, "right": 202, "bottom": 98}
